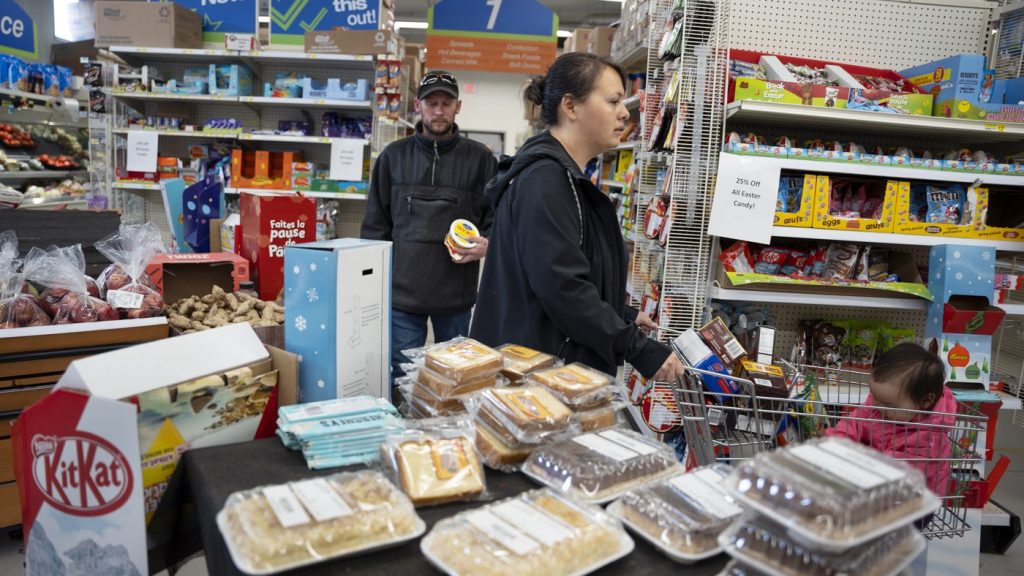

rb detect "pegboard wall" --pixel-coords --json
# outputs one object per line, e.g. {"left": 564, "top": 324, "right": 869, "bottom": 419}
{"left": 728, "top": 0, "right": 994, "bottom": 69}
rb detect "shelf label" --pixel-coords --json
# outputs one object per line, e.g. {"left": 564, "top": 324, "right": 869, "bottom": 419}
{"left": 330, "top": 138, "right": 364, "bottom": 181}
{"left": 126, "top": 131, "right": 159, "bottom": 173}
{"left": 984, "top": 123, "right": 1006, "bottom": 132}
{"left": 708, "top": 152, "right": 781, "bottom": 245}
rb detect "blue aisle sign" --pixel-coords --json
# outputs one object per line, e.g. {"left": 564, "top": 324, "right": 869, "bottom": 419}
{"left": 430, "top": 0, "right": 556, "bottom": 39}
{"left": 0, "top": 0, "right": 38, "bottom": 60}
{"left": 151, "top": 0, "right": 258, "bottom": 42}
{"left": 270, "top": 0, "right": 384, "bottom": 46}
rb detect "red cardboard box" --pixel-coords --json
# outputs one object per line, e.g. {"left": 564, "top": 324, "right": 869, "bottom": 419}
{"left": 241, "top": 191, "right": 316, "bottom": 300}
{"left": 942, "top": 296, "right": 1006, "bottom": 336}
{"left": 146, "top": 252, "right": 250, "bottom": 303}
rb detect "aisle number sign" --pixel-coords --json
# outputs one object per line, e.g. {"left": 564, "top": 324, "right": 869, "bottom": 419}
{"left": 0, "top": 0, "right": 37, "bottom": 60}
{"left": 707, "top": 153, "right": 782, "bottom": 245}
{"left": 270, "top": 0, "right": 386, "bottom": 46}
{"left": 426, "top": 0, "right": 558, "bottom": 74}
{"left": 151, "top": 0, "right": 258, "bottom": 43}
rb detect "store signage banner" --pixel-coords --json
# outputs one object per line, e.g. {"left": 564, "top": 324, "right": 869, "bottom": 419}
{"left": 0, "top": 0, "right": 38, "bottom": 60}
{"left": 707, "top": 153, "right": 781, "bottom": 245}
{"left": 426, "top": 0, "right": 557, "bottom": 74}
{"left": 151, "top": 0, "right": 258, "bottom": 43}
{"left": 270, "top": 0, "right": 384, "bottom": 46}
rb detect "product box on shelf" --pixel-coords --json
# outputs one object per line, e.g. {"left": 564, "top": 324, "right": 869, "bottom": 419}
{"left": 732, "top": 76, "right": 851, "bottom": 109}
{"left": 240, "top": 191, "right": 317, "bottom": 300}
{"left": 145, "top": 252, "right": 250, "bottom": 304}
{"left": 812, "top": 176, "right": 897, "bottom": 233}
{"left": 208, "top": 65, "right": 253, "bottom": 97}
{"left": 303, "top": 30, "right": 401, "bottom": 55}
{"left": 970, "top": 190, "right": 1024, "bottom": 242}
{"left": 300, "top": 78, "right": 369, "bottom": 101}
{"left": 94, "top": 1, "right": 202, "bottom": 48}
{"left": 230, "top": 149, "right": 303, "bottom": 190}
{"left": 725, "top": 141, "right": 790, "bottom": 157}
{"left": 284, "top": 239, "right": 392, "bottom": 403}
{"left": 901, "top": 55, "right": 1024, "bottom": 122}
{"left": 616, "top": 148, "right": 635, "bottom": 181}
{"left": 588, "top": 26, "right": 616, "bottom": 57}
{"left": 942, "top": 296, "right": 1005, "bottom": 335}
{"left": 774, "top": 173, "right": 815, "bottom": 228}
{"left": 566, "top": 28, "right": 592, "bottom": 53}
{"left": 893, "top": 183, "right": 980, "bottom": 239}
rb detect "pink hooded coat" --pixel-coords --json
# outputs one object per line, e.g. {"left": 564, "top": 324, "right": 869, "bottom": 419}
{"left": 825, "top": 386, "right": 957, "bottom": 497}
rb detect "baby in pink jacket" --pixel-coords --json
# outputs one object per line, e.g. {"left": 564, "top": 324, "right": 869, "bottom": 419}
{"left": 826, "top": 342, "right": 956, "bottom": 497}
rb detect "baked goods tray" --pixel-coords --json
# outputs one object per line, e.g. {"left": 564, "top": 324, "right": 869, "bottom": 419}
{"left": 521, "top": 461, "right": 683, "bottom": 505}
{"left": 606, "top": 499, "right": 726, "bottom": 564}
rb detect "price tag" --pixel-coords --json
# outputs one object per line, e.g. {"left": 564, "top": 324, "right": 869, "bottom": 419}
{"left": 707, "top": 153, "right": 781, "bottom": 245}
{"left": 984, "top": 123, "right": 1006, "bottom": 132}
{"left": 126, "top": 131, "right": 159, "bottom": 173}
{"left": 107, "top": 289, "right": 144, "bottom": 310}
{"left": 330, "top": 138, "right": 365, "bottom": 181}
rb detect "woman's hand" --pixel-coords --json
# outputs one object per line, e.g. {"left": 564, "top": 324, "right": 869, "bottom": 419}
{"left": 635, "top": 312, "right": 657, "bottom": 331}
{"left": 453, "top": 236, "right": 488, "bottom": 263}
{"left": 653, "top": 353, "right": 685, "bottom": 382}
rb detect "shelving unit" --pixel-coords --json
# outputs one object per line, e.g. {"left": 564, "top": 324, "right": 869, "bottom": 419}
{"left": 738, "top": 154, "right": 1024, "bottom": 187}
{"left": 0, "top": 170, "right": 88, "bottom": 181}
{"left": 768, "top": 226, "right": 1024, "bottom": 251}
{"left": 708, "top": 285, "right": 931, "bottom": 310}
{"left": 223, "top": 187, "right": 367, "bottom": 200}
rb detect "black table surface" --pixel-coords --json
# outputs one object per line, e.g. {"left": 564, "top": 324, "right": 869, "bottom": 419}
{"left": 177, "top": 437, "right": 730, "bottom": 576}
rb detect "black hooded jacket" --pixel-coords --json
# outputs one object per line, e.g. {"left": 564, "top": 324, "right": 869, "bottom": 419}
{"left": 470, "top": 132, "right": 671, "bottom": 378}
{"left": 361, "top": 122, "right": 497, "bottom": 315}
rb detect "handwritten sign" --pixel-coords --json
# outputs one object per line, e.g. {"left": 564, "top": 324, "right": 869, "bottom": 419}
{"left": 329, "top": 138, "right": 364, "bottom": 181}
{"left": 127, "top": 131, "right": 159, "bottom": 173}
{"left": 707, "top": 153, "right": 781, "bottom": 245}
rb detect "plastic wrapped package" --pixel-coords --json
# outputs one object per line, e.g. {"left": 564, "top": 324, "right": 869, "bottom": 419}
{"left": 95, "top": 223, "right": 166, "bottom": 319}
{"left": 420, "top": 488, "right": 634, "bottom": 576}
{"left": 523, "top": 429, "right": 683, "bottom": 503}
{"left": 722, "top": 560, "right": 772, "bottom": 576}
{"left": 410, "top": 380, "right": 466, "bottom": 415}
{"left": 471, "top": 386, "right": 574, "bottom": 445}
{"left": 0, "top": 257, "right": 50, "bottom": 328}
{"left": 575, "top": 400, "right": 627, "bottom": 432}
{"left": 497, "top": 343, "right": 557, "bottom": 383}
{"left": 718, "top": 513, "right": 925, "bottom": 576}
{"left": 607, "top": 464, "right": 741, "bottom": 563}
{"left": 727, "top": 437, "right": 939, "bottom": 550}
{"left": 217, "top": 471, "right": 425, "bottom": 575}
{"left": 528, "top": 363, "right": 615, "bottom": 409}
{"left": 473, "top": 420, "right": 534, "bottom": 472}
{"left": 382, "top": 422, "right": 487, "bottom": 506}
{"left": 24, "top": 245, "right": 119, "bottom": 324}
{"left": 416, "top": 366, "right": 497, "bottom": 399}
{"left": 423, "top": 338, "right": 503, "bottom": 383}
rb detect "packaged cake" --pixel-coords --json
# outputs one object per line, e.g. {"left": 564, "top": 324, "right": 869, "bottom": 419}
{"left": 471, "top": 386, "right": 574, "bottom": 444}
{"left": 728, "top": 437, "right": 939, "bottom": 549}
{"left": 523, "top": 429, "right": 682, "bottom": 503}
{"left": 607, "top": 464, "right": 741, "bottom": 563}
{"left": 424, "top": 338, "right": 503, "bottom": 383}
{"left": 382, "top": 425, "right": 487, "bottom": 507}
{"left": 417, "top": 366, "right": 498, "bottom": 399}
{"left": 410, "top": 380, "right": 466, "bottom": 415}
{"left": 529, "top": 362, "right": 616, "bottom": 409}
{"left": 420, "top": 488, "right": 634, "bottom": 576}
{"left": 474, "top": 420, "right": 535, "bottom": 472}
{"left": 575, "top": 402, "right": 626, "bottom": 432}
{"left": 498, "top": 343, "right": 557, "bottom": 383}
{"left": 721, "top": 560, "right": 772, "bottom": 576}
{"left": 718, "top": 513, "right": 925, "bottom": 576}
{"left": 217, "top": 471, "right": 425, "bottom": 574}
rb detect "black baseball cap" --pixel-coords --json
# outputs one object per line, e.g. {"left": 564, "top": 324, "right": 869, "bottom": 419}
{"left": 418, "top": 70, "right": 459, "bottom": 99}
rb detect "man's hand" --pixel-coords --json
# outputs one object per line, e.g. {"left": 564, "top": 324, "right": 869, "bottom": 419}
{"left": 653, "top": 353, "right": 685, "bottom": 382}
{"left": 635, "top": 312, "right": 658, "bottom": 331}
{"left": 453, "top": 236, "right": 488, "bottom": 264}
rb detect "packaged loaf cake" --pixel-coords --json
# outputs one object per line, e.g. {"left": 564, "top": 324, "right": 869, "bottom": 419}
{"left": 497, "top": 344, "right": 557, "bottom": 383}
{"left": 608, "top": 464, "right": 741, "bottom": 562}
{"left": 523, "top": 429, "right": 682, "bottom": 503}
{"left": 410, "top": 380, "right": 466, "bottom": 415}
{"left": 383, "top": 428, "right": 487, "bottom": 507}
{"left": 424, "top": 338, "right": 503, "bottom": 383}
{"left": 529, "top": 362, "right": 615, "bottom": 409}
{"left": 473, "top": 385, "right": 574, "bottom": 444}
{"left": 575, "top": 402, "right": 625, "bottom": 432}
{"left": 474, "top": 420, "right": 535, "bottom": 472}
{"left": 718, "top": 513, "right": 925, "bottom": 576}
{"left": 728, "top": 437, "right": 939, "bottom": 549}
{"left": 417, "top": 366, "right": 497, "bottom": 399}
{"left": 420, "top": 488, "right": 634, "bottom": 576}
{"left": 217, "top": 471, "right": 424, "bottom": 574}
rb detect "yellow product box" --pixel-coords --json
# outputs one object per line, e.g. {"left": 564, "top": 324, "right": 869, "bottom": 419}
{"left": 812, "top": 175, "right": 896, "bottom": 233}
{"left": 893, "top": 182, "right": 977, "bottom": 238}
{"left": 616, "top": 148, "right": 635, "bottom": 182}
{"left": 968, "top": 189, "right": 1024, "bottom": 242}
{"left": 773, "top": 173, "right": 815, "bottom": 228}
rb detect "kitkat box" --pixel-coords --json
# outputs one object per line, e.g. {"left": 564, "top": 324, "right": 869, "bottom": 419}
{"left": 241, "top": 191, "right": 316, "bottom": 300}
{"left": 13, "top": 389, "right": 147, "bottom": 576}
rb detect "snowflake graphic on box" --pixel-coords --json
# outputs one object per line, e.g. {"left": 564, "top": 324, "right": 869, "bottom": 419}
{"left": 307, "top": 288, "right": 319, "bottom": 303}
{"left": 292, "top": 265, "right": 301, "bottom": 275}
{"left": 297, "top": 354, "right": 304, "bottom": 363}
{"left": 309, "top": 263, "right": 318, "bottom": 272}
{"left": 983, "top": 251, "right": 992, "bottom": 261}
{"left": 956, "top": 272, "right": 964, "bottom": 281}
{"left": 953, "top": 250, "right": 961, "bottom": 259}
{"left": 295, "top": 315, "right": 307, "bottom": 331}
{"left": 317, "top": 379, "right": 325, "bottom": 389}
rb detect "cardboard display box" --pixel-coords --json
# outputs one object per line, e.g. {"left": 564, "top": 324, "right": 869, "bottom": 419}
{"left": 304, "top": 30, "right": 401, "bottom": 55}
{"left": 241, "top": 191, "right": 317, "bottom": 301}
{"left": 774, "top": 173, "right": 816, "bottom": 228}
{"left": 901, "top": 54, "right": 1024, "bottom": 122}
{"left": 812, "top": 176, "right": 897, "bottom": 233}
{"left": 146, "top": 252, "right": 250, "bottom": 304}
{"left": 285, "top": 239, "right": 392, "bottom": 404}
{"left": 893, "top": 184, "right": 981, "bottom": 239}
{"left": 231, "top": 149, "right": 303, "bottom": 191}
{"left": 94, "top": 1, "right": 202, "bottom": 49}
{"left": 588, "top": 26, "right": 616, "bottom": 57}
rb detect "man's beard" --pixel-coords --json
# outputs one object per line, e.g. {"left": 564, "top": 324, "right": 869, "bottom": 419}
{"left": 423, "top": 118, "right": 453, "bottom": 137}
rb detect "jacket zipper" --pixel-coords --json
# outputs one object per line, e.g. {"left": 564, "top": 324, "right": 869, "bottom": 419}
{"left": 431, "top": 140, "right": 439, "bottom": 187}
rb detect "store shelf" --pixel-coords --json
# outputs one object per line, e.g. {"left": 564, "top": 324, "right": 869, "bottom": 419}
{"left": 112, "top": 91, "right": 237, "bottom": 103}
{"left": 993, "top": 389, "right": 1023, "bottom": 411}
{"left": 238, "top": 96, "right": 372, "bottom": 109}
{"left": 769, "top": 226, "right": 1024, "bottom": 251}
{"left": 614, "top": 45, "right": 649, "bottom": 71}
{"left": 19, "top": 197, "right": 89, "bottom": 210}
{"left": 999, "top": 303, "right": 1024, "bottom": 316}
{"left": 709, "top": 285, "right": 930, "bottom": 310}
{"left": 743, "top": 155, "right": 1024, "bottom": 187}
{"left": 624, "top": 94, "right": 642, "bottom": 111}
{"left": 601, "top": 179, "right": 626, "bottom": 188}
{"left": 240, "top": 50, "right": 374, "bottom": 64}
{"left": 112, "top": 128, "right": 240, "bottom": 139}
{"left": 109, "top": 45, "right": 238, "bottom": 63}
{"left": 112, "top": 181, "right": 162, "bottom": 190}
{"left": 612, "top": 141, "right": 640, "bottom": 151}
{"left": 0, "top": 87, "right": 74, "bottom": 107}
{"left": 224, "top": 187, "right": 367, "bottom": 200}
{"left": 726, "top": 100, "right": 1024, "bottom": 144}
{"left": 0, "top": 170, "right": 86, "bottom": 181}
{"left": 237, "top": 134, "right": 371, "bottom": 145}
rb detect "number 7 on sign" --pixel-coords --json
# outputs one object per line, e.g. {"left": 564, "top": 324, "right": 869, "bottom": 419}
{"left": 486, "top": 0, "right": 502, "bottom": 30}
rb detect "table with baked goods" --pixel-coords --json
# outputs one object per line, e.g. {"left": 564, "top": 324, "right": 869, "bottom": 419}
{"left": 164, "top": 437, "right": 730, "bottom": 575}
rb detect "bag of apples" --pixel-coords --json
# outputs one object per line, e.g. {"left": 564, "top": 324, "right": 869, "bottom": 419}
{"left": 24, "top": 244, "right": 118, "bottom": 324}
{"left": 96, "top": 223, "right": 165, "bottom": 319}
{"left": 0, "top": 257, "right": 50, "bottom": 329}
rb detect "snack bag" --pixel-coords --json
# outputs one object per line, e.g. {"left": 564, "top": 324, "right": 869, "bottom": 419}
{"left": 843, "top": 320, "right": 881, "bottom": 369}
{"left": 812, "top": 320, "right": 848, "bottom": 369}
{"left": 823, "top": 243, "right": 860, "bottom": 279}
{"left": 908, "top": 184, "right": 928, "bottom": 222}
{"left": 877, "top": 326, "right": 915, "bottom": 355}
{"left": 719, "top": 241, "right": 754, "bottom": 274}
{"left": 96, "top": 223, "right": 166, "bottom": 319}
{"left": 0, "top": 256, "right": 50, "bottom": 328}
{"left": 754, "top": 246, "right": 790, "bottom": 275}
{"left": 926, "top": 184, "right": 966, "bottom": 224}
{"left": 780, "top": 249, "right": 808, "bottom": 277}
{"left": 25, "top": 245, "right": 119, "bottom": 324}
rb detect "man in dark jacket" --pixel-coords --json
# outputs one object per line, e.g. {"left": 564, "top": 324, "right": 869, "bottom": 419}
{"left": 361, "top": 70, "right": 498, "bottom": 383}
{"left": 470, "top": 131, "right": 671, "bottom": 379}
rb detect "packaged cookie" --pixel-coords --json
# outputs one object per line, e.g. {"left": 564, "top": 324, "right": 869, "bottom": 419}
{"left": 382, "top": 423, "right": 487, "bottom": 507}
{"left": 416, "top": 366, "right": 497, "bottom": 399}
{"left": 727, "top": 437, "right": 939, "bottom": 550}
{"left": 607, "top": 464, "right": 741, "bottom": 563}
{"left": 474, "top": 419, "right": 535, "bottom": 472}
{"left": 497, "top": 343, "right": 557, "bottom": 383}
{"left": 523, "top": 429, "right": 683, "bottom": 503}
{"left": 420, "top": 488, "right": 634, "bottom": 576}
{"left": 471, "top": 386, "right": 574, "bottom": 444}
{"left": 424, "top": 337, "right": 503, "bottom": 383}
{"left": 217, "top": 471, "right": 425, "bottom": 574}
{"left": 528, "top": 362, "right": 615, "bottom": 409}
{"left": 718, "top": 513, "right": 925, "bottom": 576}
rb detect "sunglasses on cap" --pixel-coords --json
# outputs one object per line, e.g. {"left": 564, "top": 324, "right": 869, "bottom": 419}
{"left": 420, "top": 73, "right": 457, "bottom": 87}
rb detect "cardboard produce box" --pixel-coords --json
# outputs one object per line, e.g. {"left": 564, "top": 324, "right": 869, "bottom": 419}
{"left": 240, "top": 191, "right": 317, "bottom": 301}
{"left": 285, "top": 239, "right": 391, "bottom": 404}
{"left": 146, "top": 252, "right": 250, "bottom": 304}
{"left": 588, "top": 26, "right": 616, "bottom": 57}
{"left": 304, "top": 30, "right": 401, "bottom": 55}
{"left": 94, "top": 1, "right": 202, "bottom": 49}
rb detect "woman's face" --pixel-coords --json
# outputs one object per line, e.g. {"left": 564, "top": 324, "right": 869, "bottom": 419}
{"left": 572, "top": 67, "right": 630, "bottom": 151}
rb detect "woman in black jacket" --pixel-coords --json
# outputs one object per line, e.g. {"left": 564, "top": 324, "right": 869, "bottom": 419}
{"left": 470, "top": 53, "right": 684, "bottom": 382}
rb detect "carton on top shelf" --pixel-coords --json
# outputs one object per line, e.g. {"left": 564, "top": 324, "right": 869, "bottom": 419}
{"left": 94, "top": 2, "right": 202, "bottom": 49}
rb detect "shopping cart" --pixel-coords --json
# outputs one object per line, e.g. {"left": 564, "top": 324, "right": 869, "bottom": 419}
{"left": 671, "top": 344, "right": 986, "bottom": 540}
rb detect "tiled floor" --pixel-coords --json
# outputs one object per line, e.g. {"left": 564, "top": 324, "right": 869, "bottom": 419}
{"left": 3, "top": 411, "right": 1022, "bottom": 575}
